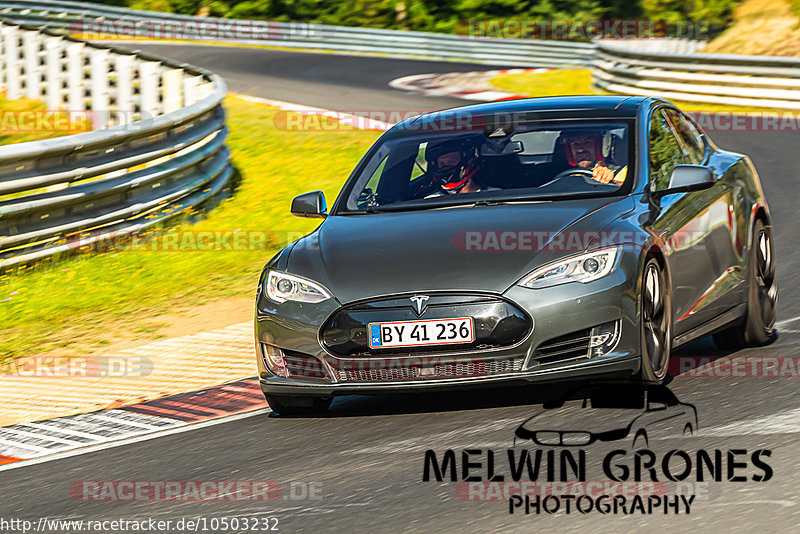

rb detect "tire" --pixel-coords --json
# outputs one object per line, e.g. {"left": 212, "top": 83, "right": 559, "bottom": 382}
{"left": 639, "top": 256, "right": 672, "bottom": 384}
{"left": 264, "top": 394, "right": 332, "bottom": 416}
{"left": 713, "top": 219, "right": 777, "bottom": 350}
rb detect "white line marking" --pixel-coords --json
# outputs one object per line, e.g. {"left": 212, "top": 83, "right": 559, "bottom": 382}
{"left": 0, "top": 408, "right": 267, "bottom": 472}
{"left": 342, "top": 418, "right": 521, "bottom": 454}
{"left": 0, "top": 427, "right": 82, "bottom": 447}
{"left": 28, "top": 421, "right": 111, "bottom": 440}
{"left": 702, "top": 406, "right": 800, "bottom": 436}
{"left": 86, "top": 412, "right": 171, "bottom": 431}
{"left": 235, "top": 93, "right": 394, "bottom": 131}
{"left": 0, "top": 436, "right": 50, "bottom": 454}
{"left": 703, "top": 500, "right": 795, "bottom": 508}
{"left": 776, "top": 315, "right": 800, "bottom": 328}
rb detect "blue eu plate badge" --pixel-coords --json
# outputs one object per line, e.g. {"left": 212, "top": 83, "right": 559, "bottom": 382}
{"left": 370, "top": 324, "right": 382, "bottom": 347}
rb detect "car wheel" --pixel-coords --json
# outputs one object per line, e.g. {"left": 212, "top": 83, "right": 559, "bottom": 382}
{"left": 640, "top": 256, "right": 672, "bottom": 383}
{"left": 264, "top": 394, "right": 332, "bottom": 416}
{"left": 713, "top": 219, "right": 777, "bottom": 350}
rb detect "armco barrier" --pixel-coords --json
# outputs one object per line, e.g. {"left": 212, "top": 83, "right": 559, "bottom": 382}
{"left": 0, "top": 20, "right": 232, "bottom": 269}
{"left": 593, "top": 39, "right": 800, "bottom": 109}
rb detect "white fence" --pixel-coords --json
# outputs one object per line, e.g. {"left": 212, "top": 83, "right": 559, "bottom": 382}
{"left": 0, "top": 20, "right": 232, "bottom": 269}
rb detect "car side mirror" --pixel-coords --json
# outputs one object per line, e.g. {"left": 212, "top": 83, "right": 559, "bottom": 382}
{"left": 291, "top": 191, "right": 327, "bottom": 218}
{"left": 654, "top": 165, "right": 714, "bottom": 197}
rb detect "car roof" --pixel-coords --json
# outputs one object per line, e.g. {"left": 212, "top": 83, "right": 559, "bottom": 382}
{"left": 390, "top": 95, "right": 653, "bottom": 135}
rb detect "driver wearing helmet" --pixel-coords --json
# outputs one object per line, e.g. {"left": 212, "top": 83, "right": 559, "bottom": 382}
{"left": 562, "top": 131, "right": 627, "bottom": 185}
{"left": 424, "top": 138, "right": 485, "bottom": 195}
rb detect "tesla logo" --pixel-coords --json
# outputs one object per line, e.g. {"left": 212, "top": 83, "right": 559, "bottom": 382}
{"left": 409, "top": 295, "right": 430, "bottom": 316}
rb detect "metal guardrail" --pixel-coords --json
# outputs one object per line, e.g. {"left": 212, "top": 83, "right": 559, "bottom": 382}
{"left": 0, "top": 0, "right": 596, "bottom": 67}
{"left": 593, "top": 39, "right": 800, "bottom": 110}
{"left": 0, "top": 20, "right": 233, "bottom": 269}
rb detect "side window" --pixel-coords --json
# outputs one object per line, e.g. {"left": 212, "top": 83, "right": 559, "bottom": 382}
{"left": 664, "top": 109, "right": 705, "bottom": 164}
{"left": 410, "top": 142, "right": 428, "bottom": 180}
{"left": 649, "top": 109, "right": 684, "bottom": 191}
{"left": 364, "top": 157, "right": 387, "bottom": 192}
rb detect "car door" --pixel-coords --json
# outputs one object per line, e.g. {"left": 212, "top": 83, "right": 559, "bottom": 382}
{"left": 666, "top": 109, "right": 746, "bottom": 313}
{"left": 646, "top": 108, "right": 736, "bottom": 336}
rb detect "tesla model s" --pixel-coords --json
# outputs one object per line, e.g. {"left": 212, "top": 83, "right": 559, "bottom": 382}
{"left": 254, "top": 96, "right": 777, "bottom": 415}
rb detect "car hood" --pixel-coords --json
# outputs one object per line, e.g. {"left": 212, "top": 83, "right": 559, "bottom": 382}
{"left": 286, "top": 196, "right": 634, "bottom": 304}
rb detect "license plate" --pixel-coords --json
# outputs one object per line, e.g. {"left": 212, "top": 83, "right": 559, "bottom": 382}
{"left": 368, "top": 317, "right": 474, "bottom": 349}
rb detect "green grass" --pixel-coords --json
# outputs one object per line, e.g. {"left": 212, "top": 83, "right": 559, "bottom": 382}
{"left": 0, "top": 97, "right": 379, "bottom": 362}
{"left": 490, "top": 69, "right": 783, "bottom": 113}
{"left": 0, "top": 96, "right": 92, "bottom": 145}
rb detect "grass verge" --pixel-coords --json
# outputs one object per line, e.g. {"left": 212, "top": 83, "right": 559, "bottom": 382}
{"left": 0, "top": 96, "right": 379, "bottom": 362}
{"left": 0, "top": 96, "right": 92, "bottom": 145}
{"left": 702, "top": 0, "right": 800, "bottom": 57}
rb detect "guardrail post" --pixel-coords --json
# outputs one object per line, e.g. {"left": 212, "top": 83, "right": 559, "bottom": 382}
{"left": 66, "top": 41, "right": 85, "bottom": 111}
{"left": 45, "top": 36, "right": 64, "bottom": 110}
{"left": 90, "top": 48, "right": 110, "bottom": 128}
{"left": 114, "top": 53, "right": 135, "bottom": 125}
{"left": 3, "top": 25, "right": 21, "bottom": 99}
{"left": 162, "top": 68, "right": 183, "bottom": 113}
{"left": 139, "top": 60, "right": 161, "bottom": 120}
{"left": 23, "top": 30, "right": 43, "bottom": 100}
{"left": 0, "top": 24, "right": 4, "bottom": 90}
{"left": 182, "top": 75, "right": 200, "bottom": 105}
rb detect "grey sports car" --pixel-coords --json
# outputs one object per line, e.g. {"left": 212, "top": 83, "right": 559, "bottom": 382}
{"left": 254, "top": 95, "right": 777, "bottom": 415}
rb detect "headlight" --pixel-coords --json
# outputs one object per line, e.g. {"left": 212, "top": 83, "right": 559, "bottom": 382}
{"left": 265, "top": 270, "right": 333, "bottom": 303}
{"left": 518, "top": 247, "right": 619, "bottom": 289}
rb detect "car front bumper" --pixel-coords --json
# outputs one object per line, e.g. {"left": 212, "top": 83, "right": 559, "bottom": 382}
{"left": 255, "top": 250, "right": 642, "bottom": 398}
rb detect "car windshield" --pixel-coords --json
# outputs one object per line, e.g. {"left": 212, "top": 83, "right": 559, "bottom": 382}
{"left": 338, "top": 120, "right": 632, "bottom": 213}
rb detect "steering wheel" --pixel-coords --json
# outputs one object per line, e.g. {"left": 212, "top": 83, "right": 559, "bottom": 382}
{"left": 539, "top": 168, "right": 595, "bottom": 188}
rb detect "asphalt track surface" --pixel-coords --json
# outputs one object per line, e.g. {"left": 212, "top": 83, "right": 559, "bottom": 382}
{"left": 2, "top": 45, "right": 799, "bottom": 533}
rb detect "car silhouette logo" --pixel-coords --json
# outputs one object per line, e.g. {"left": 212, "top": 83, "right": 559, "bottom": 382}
{"left": 409, "top": 295, "right": 430, "bottom": 316}
{"left": 513, "top": 383, "right": 698, "bottom": 450}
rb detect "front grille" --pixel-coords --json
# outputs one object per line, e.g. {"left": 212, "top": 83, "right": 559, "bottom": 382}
{"left": 321, "top": 293, "right": 532, "bottom": 356}
{"left": 283, "top": 351, "right": 328, "bottom": 379}
{"left": 532, "top": 329, "right": 591, "bottom": 364}
{"left": 330, "top": 357, "right": 523, "bottom": 382}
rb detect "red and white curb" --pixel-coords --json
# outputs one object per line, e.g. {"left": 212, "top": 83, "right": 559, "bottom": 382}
{"left": 0, "top": 378, "right": 266, "bottom": 470}
{"left": 389, "top": 68, "right": 548, "bottom": 101}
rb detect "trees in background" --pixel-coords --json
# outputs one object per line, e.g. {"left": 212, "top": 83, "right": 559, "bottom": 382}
{"left": 88, "top": 0, "right": 740, "bottom": 34}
